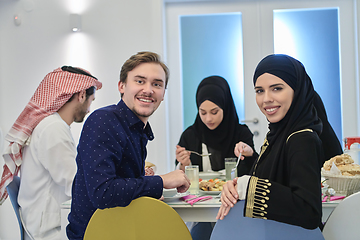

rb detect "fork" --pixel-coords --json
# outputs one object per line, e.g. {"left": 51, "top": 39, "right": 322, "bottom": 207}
{"left": 188, "top": 150, "right": 212, "bottom": 157}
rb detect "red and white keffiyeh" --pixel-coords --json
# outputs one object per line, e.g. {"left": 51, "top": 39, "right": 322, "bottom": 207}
{"left": 0, "top": 67, "right": 102, "bottom": 204}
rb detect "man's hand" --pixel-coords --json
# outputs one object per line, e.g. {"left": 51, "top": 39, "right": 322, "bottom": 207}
{"left": 160, "top": 170, "right": 190, "bottom": 193}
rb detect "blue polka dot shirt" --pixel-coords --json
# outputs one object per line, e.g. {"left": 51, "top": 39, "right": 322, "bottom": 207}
{"left": 66, "top": 100, "right": 163, "bottom": 240}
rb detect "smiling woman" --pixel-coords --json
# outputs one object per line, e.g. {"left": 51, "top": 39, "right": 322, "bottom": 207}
{"left": 255, "top": 73, "right": 294, "bottom": 123}
{"left": 218, "top": 54, "right": 342, "bottom": 231}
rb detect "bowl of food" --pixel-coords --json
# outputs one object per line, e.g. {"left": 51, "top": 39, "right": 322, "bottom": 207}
{"left": 322, "top": 154, "right": 360, "bottom": 196}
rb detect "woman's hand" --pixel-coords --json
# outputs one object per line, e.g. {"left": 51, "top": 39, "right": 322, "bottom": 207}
{"left": 216, "top": 177, "right": 238, "bottom": 220}
{"left": 220, "top": 178, "right": 239, "bottom": 208}
{"left": 234, "top": 141, "right": 253, "bottom": 159}
{"left": 176, "top": 145, "right": 191, "bottom": 171}
{"left": 216, "top": 203, "right": 232, "bottom": 220}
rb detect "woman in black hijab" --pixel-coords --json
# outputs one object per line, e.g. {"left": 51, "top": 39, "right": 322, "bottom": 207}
{"left": 217, "top": 54, "right": 336, "bottom": 230}
{"left": 175, "top": 76, "right": 258, "bottom": 176}
{"left": 176, "top": 76, "right": 258, "bottom": 240}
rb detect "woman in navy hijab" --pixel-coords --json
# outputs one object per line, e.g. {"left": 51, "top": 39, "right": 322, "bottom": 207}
{"left": 217, "top": 54, "right": 341, "bottom": 230}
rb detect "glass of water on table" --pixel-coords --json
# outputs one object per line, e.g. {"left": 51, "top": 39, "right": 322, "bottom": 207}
{"left": 225, "top": 157, "right": 237, "bottom": 181}
{"left": 185, "top": 165, "right": 199, "bottom": 195}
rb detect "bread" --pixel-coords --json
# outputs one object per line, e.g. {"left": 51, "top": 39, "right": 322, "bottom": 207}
{"left": 145, "top": 161, "right": 156, "bottom": 176}
{"left": 323, "top": 154, "right": 360, "bottom": 176}
{"left": 145, "top": 161, "right": 155, "bottom": 168}
{"left": 323, "top": 154, "right": 354, "bottom": 171}
{"left": 337, "top": 164, "right": 360, "bottom": 176}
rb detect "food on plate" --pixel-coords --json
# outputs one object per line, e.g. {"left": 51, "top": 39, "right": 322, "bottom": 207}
{"left": 145, "top": 161, "right": 155, "bottom": 168}
{"left": 323, "top": 154, "right": 360, "bottom": 176}
{"left": 199, "top": 178, "right": 226, "bottom": 191}
{"left": 145, "top": 161, "right": 156, "bottom": 176}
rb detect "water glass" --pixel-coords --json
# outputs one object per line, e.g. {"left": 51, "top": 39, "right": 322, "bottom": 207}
{"left": 225, "top": 158, "right": 237, "bottom": 181}
{"left": 185, "top": 165, "right": 199, "bottom": 195}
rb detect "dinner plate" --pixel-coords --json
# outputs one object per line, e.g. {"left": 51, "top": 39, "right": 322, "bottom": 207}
{"left": 199, "top": 190, "right": 221, "bottom": 195}
{"left": 199, "top": 172, "right": 222, "bottom": 180}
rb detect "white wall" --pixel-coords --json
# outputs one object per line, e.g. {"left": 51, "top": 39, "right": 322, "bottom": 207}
{"left": 0, "top": 0, "right": 167, "bottom": 239}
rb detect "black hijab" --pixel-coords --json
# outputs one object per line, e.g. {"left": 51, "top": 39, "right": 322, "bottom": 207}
{"left": 252, "top": 54, "right": 323, "bottom": 179}
{"left": 313, "top": 92, "right": 343, "bottom": 161}
{"left": 192, "top": 76, "right": 240, "bottom": 161}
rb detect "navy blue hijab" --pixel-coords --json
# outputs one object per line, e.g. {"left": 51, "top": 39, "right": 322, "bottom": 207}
{"left": 252, "top": 54, "right": 323, "bottom": 177}
{"left": 253, "top": 54, "right": 341, "bottom": 165}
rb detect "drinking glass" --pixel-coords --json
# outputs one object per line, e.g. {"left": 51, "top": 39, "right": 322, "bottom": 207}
{"left": 225, "top": 158, "right": 237, "bottom": 181}
{"left": 185, "top": 165, "right": 199, "bottom": 195}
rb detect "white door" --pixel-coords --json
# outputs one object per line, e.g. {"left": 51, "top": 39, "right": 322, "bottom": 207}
{"left": 165, "top": 0, "right": 358, "bottom": 158}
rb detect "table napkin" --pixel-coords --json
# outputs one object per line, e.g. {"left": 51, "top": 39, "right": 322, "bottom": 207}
{"left": 322, "top": 195, "right": 345, "bottom": 202}
{"left": 181, "top": 195, "right": 213, "bottom": 206}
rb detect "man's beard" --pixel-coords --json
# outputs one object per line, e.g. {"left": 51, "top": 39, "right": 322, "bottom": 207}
{"left": 74, "top": 110, "right": 87, "bottom": 123}
{"left": 74, "top": 102, "right": 88, "bottom": 123}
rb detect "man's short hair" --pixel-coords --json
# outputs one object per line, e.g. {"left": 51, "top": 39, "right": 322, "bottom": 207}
{"left": 119, "top": 51, "right": 169, "bottom": 89}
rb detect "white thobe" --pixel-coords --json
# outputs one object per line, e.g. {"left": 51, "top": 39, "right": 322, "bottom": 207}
{"left": 18, "top": 113, "right": 76, "bottom": 240}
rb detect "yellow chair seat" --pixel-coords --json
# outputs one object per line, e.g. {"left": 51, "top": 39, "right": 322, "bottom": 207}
{"left": 84, "top": 196, "right": 192, "bottom": 240}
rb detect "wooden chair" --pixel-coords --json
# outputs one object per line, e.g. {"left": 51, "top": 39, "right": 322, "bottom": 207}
{"left": 84, "top": 196, "right": 192, "bottom": 240}
{"left": 322, "top": 191, "right": 360, "bottom": 240}
{"left": 210, "top": 200, "right": 324, "bottom": 240}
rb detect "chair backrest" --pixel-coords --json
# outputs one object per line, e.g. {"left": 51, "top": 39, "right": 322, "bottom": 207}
{"left": 322, "top": 191, "right": 360, "bottom": 240}
{"left": 6, "top": 176, "right": 24, "bottom": 240}
{"left": 84, "top": 196, "right": 192, "bottom": 240}
{"left": 210, "top": 200, "right": 324, "bottom": 240}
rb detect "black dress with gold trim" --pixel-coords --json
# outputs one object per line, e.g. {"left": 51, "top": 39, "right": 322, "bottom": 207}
{"left": 244, "top": 130, "right": 323, "bottom": 229}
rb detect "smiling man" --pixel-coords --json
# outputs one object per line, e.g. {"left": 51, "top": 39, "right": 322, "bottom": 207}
{"left": 66, "top": 52, "right": 190, "bottom": 240}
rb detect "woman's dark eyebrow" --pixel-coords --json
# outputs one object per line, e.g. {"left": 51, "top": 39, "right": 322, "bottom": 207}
{"left": 199, "top": 107, "right": 219, "bottom": 111}
{"left": 270, "top": 83, "right": 285, "bottom": 88}
{"left": 254, "top": 83, "right": 285, "bottom": 89}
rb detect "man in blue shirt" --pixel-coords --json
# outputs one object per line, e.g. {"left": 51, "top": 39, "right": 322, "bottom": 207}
{"left": 67, "top": 52, "right": 190, "bottom": 240}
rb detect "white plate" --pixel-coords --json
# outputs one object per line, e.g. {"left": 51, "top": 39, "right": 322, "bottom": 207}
{"left": 199, "top": 172, "right": 222, "bottom": 180}
{"left": 163, "top": 192, "right": 188, "bottom": 202}
{"left": 199, "top": 190, "right": 221, "bottom": 195}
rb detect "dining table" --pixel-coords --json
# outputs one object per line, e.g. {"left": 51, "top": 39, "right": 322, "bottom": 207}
{"left": 165, "top": 195, "right": 340, "bottom": 223}
{"left": 60, "top": 194, "right": 340, "bottom": 240}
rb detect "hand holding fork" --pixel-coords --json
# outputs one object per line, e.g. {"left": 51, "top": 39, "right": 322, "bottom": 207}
{"left": 176, "top": 145, "right": 211, "bottom": 171}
